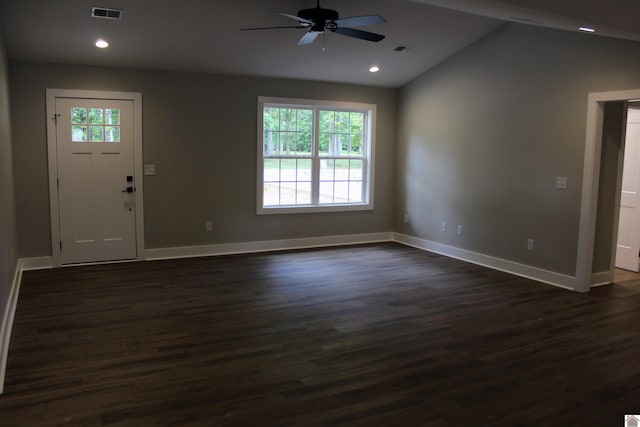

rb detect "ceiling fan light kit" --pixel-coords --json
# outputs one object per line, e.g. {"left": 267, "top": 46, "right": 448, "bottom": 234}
{"left": 242, "top": 0, "right": 387, "bottom": 46}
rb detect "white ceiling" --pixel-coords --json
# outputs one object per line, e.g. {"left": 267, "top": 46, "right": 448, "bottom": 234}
{"left": 1, "top": 0, "right": 637, "bottom": 88}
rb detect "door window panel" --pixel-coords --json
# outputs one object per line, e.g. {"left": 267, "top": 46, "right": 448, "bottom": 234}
{"left": 72, "top": 126, "right": 87, "bottom": 142}
{"left": 89, "top": 108, "right": 104, "bottom": 124}
{"left": 89, "top": 126, "right": 104, "bottom": 142}
{"left": 71, "top": 108, "right": 121, "bottom": 143}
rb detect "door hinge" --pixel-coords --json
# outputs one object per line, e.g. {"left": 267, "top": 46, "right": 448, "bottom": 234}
{"left": 57, "top": 178, "right": 59, "bottom": 189}
{"left": 59, "top": 241, "right": 62, "bottom": 251}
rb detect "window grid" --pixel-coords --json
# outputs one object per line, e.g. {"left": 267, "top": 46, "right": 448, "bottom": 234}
{"left": 264, "top": 158, "right": 313, "bottom": 206}
{"left": 264, "top": 108, "right": 365, "bottom": 207}
{"left": 318, "top": 158, "right": 364, "bottom": 204}
{"left": 71, "top": 107, "right": 121, "bottom": 143}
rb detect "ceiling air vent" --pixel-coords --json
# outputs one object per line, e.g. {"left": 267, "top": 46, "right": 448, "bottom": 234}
{"left": 91, "top": 7, "right": 122, "bottom": 20}
{"left": 393, "top": 45, "right": 415, "bottom": 53}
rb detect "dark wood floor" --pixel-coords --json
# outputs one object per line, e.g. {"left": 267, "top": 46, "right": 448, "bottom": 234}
{"left": 2, "top": 243, "right": 640, "bottom": 426}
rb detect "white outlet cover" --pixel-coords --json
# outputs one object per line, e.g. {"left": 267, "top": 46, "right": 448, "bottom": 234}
{"left": 556, "top": 176, "right": 568, "bottom": 189}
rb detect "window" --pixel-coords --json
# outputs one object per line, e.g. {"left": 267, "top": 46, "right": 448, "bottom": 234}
{"left": 71, "top": 107, "right": 120, "bottom": 142}
{"left": 257, "top": 97, "right": 376, "bottom": 214}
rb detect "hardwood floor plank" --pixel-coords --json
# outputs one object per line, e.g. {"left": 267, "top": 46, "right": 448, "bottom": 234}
{"left": 1, "top": 243, "right": 640, "bottom": 426}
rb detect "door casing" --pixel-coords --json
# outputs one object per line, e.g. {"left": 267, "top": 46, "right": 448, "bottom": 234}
{"left": 578, "top": 89, "right": 640, "bottom": 291}
{"left": 46, "top": 89, "right": 144, "bottom": 267}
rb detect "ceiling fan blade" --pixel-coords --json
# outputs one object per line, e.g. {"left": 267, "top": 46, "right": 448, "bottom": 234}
{"left": 298, "top": 31, "right": 320, "bottom": 46}
{"left": 333, "top": 15, "right": 386, "bottom": 28}
{"left": 276, "top": 12, "right": 313, "bottom": 26}
{"left": 333, "top": 27, "right": 385, "bottom": 42}
{"left": 241, "top": 25, "right": 308, "bottom": 31}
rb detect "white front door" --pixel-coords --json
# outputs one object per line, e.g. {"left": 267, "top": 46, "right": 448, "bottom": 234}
{"left": 616, "top": 107, "right": 640, "bottom": 271}
{"left": 55, "top": 97, "right": 137, "bottom": 264}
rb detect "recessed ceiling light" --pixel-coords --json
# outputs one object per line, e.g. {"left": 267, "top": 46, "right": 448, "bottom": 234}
{"left": 579, "top": 27, "right": 595, "bottom": 33}
{"left": 95, "top": 39, "right": 109, "bottom": 48}
{"left": 369, "top": 66, "right": 380, "bottom": 73}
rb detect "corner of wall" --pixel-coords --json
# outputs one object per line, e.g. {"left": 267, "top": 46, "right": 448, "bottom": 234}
{"left": 0, "top": 21, "right": 20, "bottom": 396}
{"left": 0, "top": 259, "right": 21, "bottom": 395}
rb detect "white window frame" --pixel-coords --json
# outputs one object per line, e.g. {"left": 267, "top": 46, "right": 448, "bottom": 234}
{"left": 257, "top": 96, "right": 376, "bottom": 215}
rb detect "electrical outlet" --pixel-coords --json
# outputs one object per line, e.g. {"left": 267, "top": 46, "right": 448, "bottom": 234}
{"left": 556, "top": 176, "right": 568, "bottom": 190}
{"left": 527, "top": 239, "right": 534, "bottom": 251}
{"left": 404, "top": 214, "right": 409, "bottom": 223}
{"left": 441, "top": 222, "right": 447, "bottom": 232}
{"left": 205, "top": 221, "right": 213, "bottom": 232}
{"left": 457, "top": 225, "right": 463, "bottom": 236}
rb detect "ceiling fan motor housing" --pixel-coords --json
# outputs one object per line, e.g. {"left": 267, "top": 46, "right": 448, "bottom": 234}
{"left": 298, "top": 7, "right": 339, "bottom": 31}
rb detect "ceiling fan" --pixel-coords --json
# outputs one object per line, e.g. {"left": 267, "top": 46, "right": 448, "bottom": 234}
{"left": 242, "top": 0, "right": 387, "bottom": 46}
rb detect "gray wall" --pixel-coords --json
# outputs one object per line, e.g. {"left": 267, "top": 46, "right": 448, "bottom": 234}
{"left": 397, "top": 24, "right": 640, "bottom": 276}
{"left": 0, "top": 27, "right": 17, "bottom": 330}
{"left": 9, "top": 62, "right": 397, "bottom": 257}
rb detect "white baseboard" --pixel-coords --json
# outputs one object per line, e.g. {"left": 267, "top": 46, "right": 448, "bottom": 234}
{"left": 1, "top": 256, "right": 53, "bottom": 395}
{"left": 393, "top": 233, "right": 578, "bottom": 291}
{"left": 146, "top": 231, "right": 580, "bottom": 292}
{"left": 145, "top": 232, "right": 395, "bottom": 260}
{"left": 19, "top": 256, "right": 53, "bottom": 271}
{"left": 0, "top": 260, "right": 22, "bottom": 395}
{"left": 591, "top": 271, "right": 613, "bottom": 287}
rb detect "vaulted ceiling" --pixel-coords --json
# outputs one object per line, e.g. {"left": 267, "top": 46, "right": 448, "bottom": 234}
{"left": 1, "top": 0, "right": 637, "bottom": 88}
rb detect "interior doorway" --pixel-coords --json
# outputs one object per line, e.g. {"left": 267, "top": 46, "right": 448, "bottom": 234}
{"left": 577, "top": 89, "right": 640, "bottom": 292}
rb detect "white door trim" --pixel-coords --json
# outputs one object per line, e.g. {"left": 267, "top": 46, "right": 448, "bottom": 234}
{"left": 577, "top": 89, "right": 640, "bottom": 292}
{"left": 46, "top": 89, "right": 145, "bottom": 267}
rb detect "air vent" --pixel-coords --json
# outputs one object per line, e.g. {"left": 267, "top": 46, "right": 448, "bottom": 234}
{"left": 91, "top": 7, "right": 122, "bottom": 20}
{"left": 393, "top": 45, "right": 415, "bottom": 53}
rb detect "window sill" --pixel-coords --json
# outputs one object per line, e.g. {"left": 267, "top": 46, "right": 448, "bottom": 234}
{"left": 257, "top": 203, "right": 374, "bottom": 215}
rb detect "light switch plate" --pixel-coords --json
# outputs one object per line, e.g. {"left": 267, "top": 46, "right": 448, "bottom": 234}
{"left": 144, "top": 164, "right": 156, "bottom": 176}
{"left": 556, "top": 176, "right": 568, "bottom": 190}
